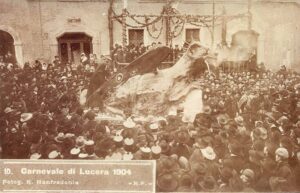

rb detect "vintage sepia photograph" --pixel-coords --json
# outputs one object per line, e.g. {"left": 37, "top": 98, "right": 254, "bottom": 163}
{"left": 1, "top": 0, "right": 300, "bottom": 192}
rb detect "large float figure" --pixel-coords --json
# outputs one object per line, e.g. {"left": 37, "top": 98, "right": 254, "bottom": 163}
{"left": 86, "top": 42, "right": 215, "bottom": 122}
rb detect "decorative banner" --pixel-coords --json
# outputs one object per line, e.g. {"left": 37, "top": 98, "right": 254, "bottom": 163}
{"left": 1, "top": 160, "right": 155, "bottom": 193}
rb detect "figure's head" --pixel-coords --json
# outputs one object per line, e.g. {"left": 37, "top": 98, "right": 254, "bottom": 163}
{"left": 186, "top": 42, "right": 208, "bottom": 59}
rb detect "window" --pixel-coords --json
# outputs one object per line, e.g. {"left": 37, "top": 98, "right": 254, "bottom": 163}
{"left": 128, "top": 29, "right": 144, "bottom": 46}
{"left": 185, "top": 29, "right": 200, "bottom": 42}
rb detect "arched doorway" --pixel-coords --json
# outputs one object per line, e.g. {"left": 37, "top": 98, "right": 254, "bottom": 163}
{"left": 0, "top": 30, "right": 16, "bottom": 63}
{"left": 57, "top": 32, "right": 93, "bottom": 64}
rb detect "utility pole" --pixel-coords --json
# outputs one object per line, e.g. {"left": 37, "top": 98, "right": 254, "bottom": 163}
{"left": 121, "top": 0, "right": 128, "bottom": 47}
{"left": 248, "top": 0, "right": 252, "bottom": 30}
{"left": 212, "top": 0, "right": 215, "bottom": 47}
{"left": 164, "top": 2, "right": 172, "bottom": 46}
{"left": 221, "top": 6, "right": 227, "bottom": 46}
{"left": 121, "top": 10, "right": 127, "bottom": 47}
{"left": 108, "top": 0, "right": 114, "bottom": 56}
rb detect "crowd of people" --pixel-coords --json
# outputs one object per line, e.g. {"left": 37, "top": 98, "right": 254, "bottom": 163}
{"left": 112, "top": 42, "right": 184, "bottom": 64}
{"left": 1, "top": 52, "right": 300, "bottom": 192}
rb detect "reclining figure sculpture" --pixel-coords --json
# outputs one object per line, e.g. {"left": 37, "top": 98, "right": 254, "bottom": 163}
{"left": 85, "top": 42, "right": 213, "bottom": 122}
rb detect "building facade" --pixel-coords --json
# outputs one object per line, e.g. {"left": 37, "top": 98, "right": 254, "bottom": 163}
{"left": 0, "top": 0, "right": 299, "bottom": 71}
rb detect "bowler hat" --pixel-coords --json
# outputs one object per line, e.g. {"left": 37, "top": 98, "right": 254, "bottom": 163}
{"left": 70, "top": 147, "right": 81, "bottom": 155}
{"left": 54, "top": 132, "right": 65, "bottom": 143}
{"left": 175, "top": 129, "right": 190, "bottom": 144}
{"left": 85, "top": 110, "right": 96, "bottom": 120}
{"left": 217, "top": 114, "right": 229, "bottom": 125}
{"left": 113, "top": 134, "right": 124, "bottom": 148}
{"left": 48, "top": 150, "right": 60, "bottom": 159}
{"left": 234, "top": 116, "right": 244, "bottom": 125}
{"left": 229, "top": 142, "right": 243, "bottom": 156}
{"left": 177, "top": 173, "right": 194, "bottom": 192}
{"left": 151, "top": 145, "right": 162, "bottom": 159}
{"left": 124, "top": 138, "right": 135, "bottom": 152}
{"left": 149, "top": 122, "right": 159, "bottom": 133}
{"left": 198, "top": 176, "right": 218, "bottom": 192}
{"left": 123, "top": 152, "right": 133, "bottom": 160}
{"left": 157, "top": 173, "right": 178, "bottom": 192}
{"left": 159, "top": 140, "right": 171, "bottom": 155}
{"left": 240, "top": 168, "right": 255, "bottom": 181}
{"left": 4, "top": 107, "right": 14, "bottom": 114}
{"left": 203, "top": 105, "right": 212, "bottom": 115}
{"left": 75, "top": 136, "right": 86, "bottom": 148}
{"left": 200, "top": 146, "right": 216, "bottom": 160}
{"left": 275, "top": 147, "right": 289, "bottom": 159}
{"left": 123, "top": 118, "right": 136, "bottom": 128}
{"left": 30, "top": 153, "right": 42, "bottom": 160}
{"left": 219, "top": 167, "right": 233, "bottom": 183}
{"left": 20, "top": 113, "right": 33, "bottom": 122}
{"left": 78, "top": 152, "right": 89, "bottom": 159}
{"left": 192, "top": 163, "right": 207, "bottom": 176}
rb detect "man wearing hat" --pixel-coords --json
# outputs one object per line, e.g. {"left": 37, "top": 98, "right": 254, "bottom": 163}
{"left": 246, "top": 149, "right": 264, "bottom": 179}
{"left": 70, "top": 147, "right": 81, "bottom": 159}
{"left": 48, "top": 150, "right": 61, "bottom": 159}
{"left": 254, "top": 157, "right": 276, "bottom": 192}
{"left": 200, "top": 146, "right": 219, "bottom": 179}
{"left": 95, "top": 136, "right": 115, "bottom": 158}
{"left": 20, "top": 113, "right": 33, "bottom": 123}
{"left": 223, "top": 141, "right": 245, "bottom": 173}
{"left": 193, "top": 105, "right": 212, "bottom": 129}
{"left": 294, "top": 151, "right": 300, "bottom": 190}
{"left": 156, "top": 156, "right": 180, "bottom": 176}
{"left": 171, "top": 129, "right": 191, "bottom": 159}
{"left": 197, "top": 175, "right": 218, "bottom": 192}
{"left": 53, "top": 56, "right": 61, "bottom": 67}
{"left": 134, "top": 146, "right": 152, "bottom": 160}
{"left": 275, "top": 147, "right": 293, "bottom": 181}
{"left": 217, "top": 167, "right": 233, "bottom": 192}
{"left": 156, "top": 173, "right": 179, "bottom": 192}
{"left": 240, "top": 168, "right": 255, "bottom": 192}
{"left": 121, "top": 118, "right": 138, "bottom": 139}
{"left": 158, "top": 140, "right": 172, "bottom": 156}
{"left": 83, "top": 110, "right": 97, "bottom": 138}
{"left": 80, "top": 53, "right": 89, "bottom": 66}
{"left": 123, "top": 138, "right": 136, "bottom": 153}
{"left": 234, "top": 115, "right": 248, "bottom": 135}
{"left": 189, "top": 162, "right": 207, "bottom": 187}
{"left": 177, "top": 173, "right": 195, "bottom": 192}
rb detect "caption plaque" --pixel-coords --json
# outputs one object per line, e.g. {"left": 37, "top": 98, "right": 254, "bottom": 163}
{"left": 0, "top": 160, "right": 156, "bottom": 193}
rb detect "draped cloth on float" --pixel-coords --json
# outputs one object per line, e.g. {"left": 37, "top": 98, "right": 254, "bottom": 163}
{"left": 167, "top": 77, "right": 203, "bottom": 123}
{"left": 110, "top": 53, "right": 204, "bottom": 122}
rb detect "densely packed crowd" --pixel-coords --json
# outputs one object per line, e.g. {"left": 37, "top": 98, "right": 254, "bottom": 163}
{"left": 1, "top": 55, "right": 300, "bottom": 192}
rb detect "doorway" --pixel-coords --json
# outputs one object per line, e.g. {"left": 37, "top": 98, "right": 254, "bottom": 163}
{"left": 57, "top": 32, "right": 93, "bottom": 64}
{"left": 0, "top": 30, "right": 16, "bottom": 63}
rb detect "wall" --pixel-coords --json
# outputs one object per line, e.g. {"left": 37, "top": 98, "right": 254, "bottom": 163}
{"left": 251, "top": 2, "right": 300, "bottom": 71}
{"left": 30, "top": 0, "right": 109, "bottom": 61}
{"left": 0, "top": 0, "right": 33, "bottom": 65}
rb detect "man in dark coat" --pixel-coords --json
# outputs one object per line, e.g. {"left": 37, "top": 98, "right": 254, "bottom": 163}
{"left": 86, "top": 62, "right": 109, "bottom": 107}
{"left": 223, "top": 141, "right": 245, "bottom": 173}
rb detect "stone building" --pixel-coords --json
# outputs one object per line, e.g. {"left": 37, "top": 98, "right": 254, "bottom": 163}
{"left": 0, "top": 0, "right": 299, "bottom": 71}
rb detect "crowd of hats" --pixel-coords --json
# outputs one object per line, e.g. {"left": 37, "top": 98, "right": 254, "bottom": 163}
{"left": 1, "top": 60, "right": 300, "bottom": 192}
